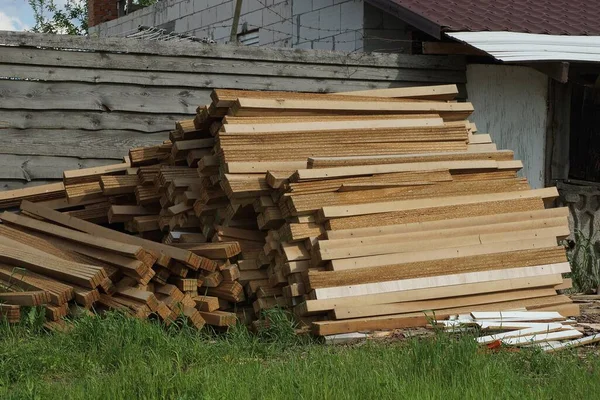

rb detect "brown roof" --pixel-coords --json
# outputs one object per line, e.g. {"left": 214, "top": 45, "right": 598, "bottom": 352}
{"left": 376, "top": 0, "right": 600, "bottom": 37}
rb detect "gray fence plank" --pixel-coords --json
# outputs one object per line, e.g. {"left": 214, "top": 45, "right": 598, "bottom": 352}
{"left": 0, "top": 81, "right": 211, "bottom": 114}
{"left": 0, "top": 64, "right": 455, "bottom": 92}
{"left": 0, "top": 110, "right": 185, "bottom": 132}
{"left": 0, "top": 129, "right": 167, "bottom": 159}
{"left": 0, "top": 47, "right": 466, "bottom": 83}
{"left": 0, "top": 31, "right": 466, "bottom": 70}
{"left": 0, "top": 180, "right": 57, "bottom": 191}
{"left": 0, "top": 155, "right": 116, "bottom": 180}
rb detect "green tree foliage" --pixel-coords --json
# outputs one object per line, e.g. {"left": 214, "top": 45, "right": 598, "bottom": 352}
{"left": 28, "top": 0, "right": 88, "bottom": 35}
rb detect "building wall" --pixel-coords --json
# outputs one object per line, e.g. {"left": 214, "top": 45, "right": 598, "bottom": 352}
{"left": 362, "top": 2, "right": 411, "bottom": 53}
{"left": 465, "top": 64, "right": 548, "bottom": 189}
{"left": 90, "top": 0, "right": 365, "bottom": 52}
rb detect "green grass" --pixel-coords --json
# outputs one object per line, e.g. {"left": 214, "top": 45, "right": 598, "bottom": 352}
{"left": 1, "top": 310, "right": 600, "bottom": 400}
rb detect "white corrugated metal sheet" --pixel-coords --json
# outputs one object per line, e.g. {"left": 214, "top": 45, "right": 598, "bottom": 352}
{"left": 446, "top": 31, "right": 600, "bottom": 62}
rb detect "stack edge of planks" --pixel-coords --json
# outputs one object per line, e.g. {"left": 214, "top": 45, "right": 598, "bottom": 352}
{"left": 0, "top": 84, "right": 578, "bottom": 336}
{"left": 0, "top": 200, "right": 246, "bottom": 329}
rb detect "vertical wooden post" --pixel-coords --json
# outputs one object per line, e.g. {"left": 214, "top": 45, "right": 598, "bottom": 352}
{"left": 230, "top": 0, "right": 244, "bottom": 43}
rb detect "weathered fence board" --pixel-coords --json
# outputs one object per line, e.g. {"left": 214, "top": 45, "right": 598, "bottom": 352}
{"left": 0, "top": 130, "right": 166, "bottom": 159}
{"left": 0, "top": 31, "right": 466, "bottom": 189}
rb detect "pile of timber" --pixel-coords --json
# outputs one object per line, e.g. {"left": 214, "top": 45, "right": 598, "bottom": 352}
{"left": 0, "top": 200, "right": 244, "bottom": 329}
{"left": 0, "top": 84, "right": 578, "bottom": 336}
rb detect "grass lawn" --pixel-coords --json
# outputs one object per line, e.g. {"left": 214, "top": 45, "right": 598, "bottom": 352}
{"left": 1, "top": 310, "right": 599, "bottom": 400}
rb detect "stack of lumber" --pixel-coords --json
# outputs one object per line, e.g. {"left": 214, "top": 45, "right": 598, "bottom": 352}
{"left": 440, "top": 311, "right": 600, "bottom": 352}
{"left": 0, "top": 84, "right": 577, "bottom": 337}
{"left": 0, "top": 201, "right": 244, "bottom": 329}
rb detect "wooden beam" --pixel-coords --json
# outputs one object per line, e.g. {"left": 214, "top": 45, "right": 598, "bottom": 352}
{"left": 320, "top": 187, "right": 558, "bottom": 219}
{"left": 313, "top": 262, "right": 571, "bottom": 299}
{"left": 297, "top": 274, "right": 563, "bottom": 315}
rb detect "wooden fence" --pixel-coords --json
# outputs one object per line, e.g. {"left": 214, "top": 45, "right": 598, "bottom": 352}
{"left": 0, "top": 31, "right": 466, "bottom": 190}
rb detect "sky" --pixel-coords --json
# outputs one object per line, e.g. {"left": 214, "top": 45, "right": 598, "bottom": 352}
{"left": 0, "top": 0, "right": 71, "bottom": 31}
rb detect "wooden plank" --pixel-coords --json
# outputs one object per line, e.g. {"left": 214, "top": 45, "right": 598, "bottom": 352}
{"left": 336, "top": 84, "right": 459, "bottom": 99}
{"left": 0, "top": 182, "right": 65, "bottom": 208}
{"left": 0, "top": 62, "right": 463, "bottom": 95}
{"left": 0, "top": 239, "right": 104, "bottom": 289}
{"left": 19, "top": 201, "right": 216, "bottom": 271}
{"left": 220, "top": 117, "right": 445, "bottom": 133}
{"left": 312, "top": 295, "right": 573, "bottom": 335}
{"left": 232, "top": 98, "right": 474, "bottom": 117}
{"left": 63, "top": 161, "right": 131, "bottom": 185}
{"left": 328, "top": 237, "right": 561, "bottom": 271}
{"left": 295, "top": 160, "right": 519, "bottom": 181}
{"left": 0, "top": 31, "right": 465, "bottom": 71}
{"left": 0, "top": 129, "right": 167, "bottom": 159}
{"left": 0, "top": 155, "right": 117, "bottom": 181}
{"left": 0, "top": 212, "right": 148, "bottom": 259}
{"left": 333, "top": 288, "right": 559, "bottom": 319}
{"left": 476, "top": 323, "right": 564, "bottom": 344}
{"left": 225, "top": 161, "right": 308, "bottom": 174}
{"left": 298, "top": 274, "right": 563, "bottom": 315}
{"left": 320, "top": 187, "right": 558, "bottom": 219}
{"left": 0, "top": 81, "right": 207, "bottom": 114}
{"left": 326, "top": 208, "right": 569, "bottom": 240}
{"left": 544, "top": 334, "right": 600, "bottom": 352}
{"left": 313, "top": 263, "right": 571, "bottom": 300}
{"left": 503, "top": 330, "right": 583, "bottom": 346}
{"left": 308, "top": 150, "right": 515, "bottom": 168}
{"left": 0, "top": 110, "right": 183, "bottom": 133}
{"left": 319, "top": 226, "right": 568, "bottom": 261}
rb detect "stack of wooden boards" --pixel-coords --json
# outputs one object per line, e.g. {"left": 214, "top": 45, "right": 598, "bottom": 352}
{"left": 0, "top": 200, "right": 246, "bottom": 329}
{"left": 0, "top": 84, "right": 578, "bottom": 336}
{"left": 441, "top": 311, "right": 600, "bottom": 352}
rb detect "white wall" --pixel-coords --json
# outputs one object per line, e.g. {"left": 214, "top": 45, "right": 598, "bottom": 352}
{"left": 466, "top": 64, "right": 548, "bottom": 189}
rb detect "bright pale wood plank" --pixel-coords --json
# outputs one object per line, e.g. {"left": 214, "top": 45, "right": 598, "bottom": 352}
{"left": 477, "top": 323, "right": 563, "bottom": 344}
{"left": 298, "top": 274, "right": 563, "bottom": 315}
{"left": 221, "top": 117, "right": 444, "bottom": 133}
{"left": 313, "top": 263, "right": 571, "bottom": 299}
{"left": 503, "top": 330, "right": 583, "bottom": 345}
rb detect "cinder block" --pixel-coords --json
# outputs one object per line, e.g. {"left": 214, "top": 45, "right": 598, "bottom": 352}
{"left": 318, "top": 4, "right": 341, "bottom": 36}
{"left": 202, "top": 6, "right": 218, "bottom": 26}
{"left": 292, "top": 0, "right": 312, "bottom": 15}
{"left": 216, "top": 2, "right": 234, "bottom": 22}
{"left": 193, "top": 0, "right": 209, "bottom": 13}
{"left": 262, "top": 3, "right": 289, "bottom": 26}
{"left": 174, "top": 16, "right": 190, "bottom": 32}
{"left": 259, "top": 26, "right": 275, "bottom": 45}
{"left": 294, "top": 41, "right": 313, "bottom": 49}
{"left": 207, "top": 0, "right": 224, "bottom": 7}
{"left": 166, "top": 3, "right": 182, "bottom": 21}
{"left": 312, "top": 0, "right": 334, "bottom": 11}
{"left": 241, "top": 9, "right": 263, "bottom": 30}
{"left": 213, "top": 23, "right": 232, "bottom": 41}
{"left": 180, "top": 0, "right": 194, "bottom": 16}
{"left": 333, "top": 30, "right": 359, "bottom": 52}
{"left": 187, "top": 12, "right": 203, "bottom": 30}
{"left": 339, "top": 0, "right": 363, "bottom": 31}
{"left": 269, "top": 20, "right": 293, "bottom": 42}
{"left": 312, "top": 36, "right": 334, "bottom": 50}
{"left": 298, "top": 10, "right": 320, "bottom": 41}
{"left": 241, "top": 0, "right": 264, "bottom": 14}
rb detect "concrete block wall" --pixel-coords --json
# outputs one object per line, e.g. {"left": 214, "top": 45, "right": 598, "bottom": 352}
{"left": 90, "top": 0, "right": 365, "bottom": 51}
{"left": 292, "top": 0, "right": 364, "bottom": 52}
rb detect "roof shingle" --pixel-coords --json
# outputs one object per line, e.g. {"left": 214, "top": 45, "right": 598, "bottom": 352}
{"left": 383, "top": 0, "right": 600, "bottom": 35}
